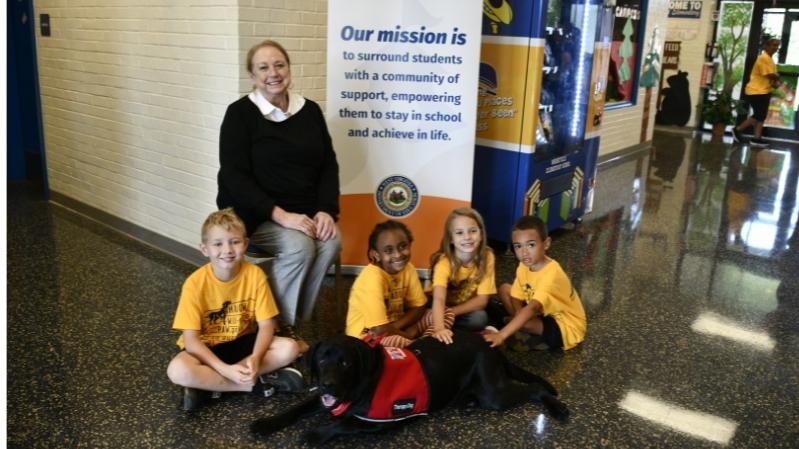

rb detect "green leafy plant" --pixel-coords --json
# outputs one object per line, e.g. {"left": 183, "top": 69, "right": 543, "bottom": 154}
{"left": 701, "top": 91, "right": 747, "bottom": 125}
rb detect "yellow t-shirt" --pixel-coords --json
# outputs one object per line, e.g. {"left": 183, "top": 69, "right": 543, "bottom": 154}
{"left": 432, "top": 252, "right": 497, "bottom": 306}
{"left": 345, "top": 263, "right": 428, "bottom": 337}
{"left": 172, "top": 262, "right": 279, "bottom": 349}
{"left": 510, "top": 260, "right": 586, "bottom": 350}
{"left": 745, "top": 52, "right": 777, "bottom": 95}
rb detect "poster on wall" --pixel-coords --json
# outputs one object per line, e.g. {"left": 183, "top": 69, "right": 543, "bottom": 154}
{"left": 765, "top": 66, "right": 798, "bottom": 130}
{"left": 327, "top": 0, "right": 483, "bottom": 269}
{"left": 606, "top": 0, "right": 643, "bottom": 104}
{"left": 713, "top": 1, "right": 754, "bottom": 99}
{"left": 668, "top": 0, "right": 703, "bottom": 19}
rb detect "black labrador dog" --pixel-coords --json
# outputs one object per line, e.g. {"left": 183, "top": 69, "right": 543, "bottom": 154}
{"left": 251, "top": 331, "right": 568, "bottom": 444}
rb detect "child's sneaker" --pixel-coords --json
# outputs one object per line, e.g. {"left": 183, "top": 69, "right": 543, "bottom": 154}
{"left": 732, "top": 128, "right": 744, "bottom": 143}
{"left": 480, "top": 325, "right": 499, "bottom": 335}
{"left": 507, "top": 332, "right": 549, "bottom": 352}
{"left": 181, "top": 387, "right": 211, "bottom": 411}
{"left": 251, "top": 380, "right": 276, "bottom": 398}
{"left": 506, "top": 332, "right": 531, "bottom": 352}
{"left": 260, "top": 367, "right": 306, "bottom": 393}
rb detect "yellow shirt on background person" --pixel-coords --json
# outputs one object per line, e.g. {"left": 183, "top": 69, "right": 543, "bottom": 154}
{"left": 432, "top": 252, "right": 497, "bottom": 306}
{"left": 346, "top": 263, "right": 427, "bottom": 337}
{"left": 172, "top": 262, "right": 279, "bottom": 349}
{"left": 510, "top": 259, "right": 586, "bottom": 350}
{"left": 745, "top": 52, "right": 777, "bottom": 95}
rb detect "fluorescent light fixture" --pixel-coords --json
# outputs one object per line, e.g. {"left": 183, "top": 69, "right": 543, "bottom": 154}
{"left": 691, "top": 312, "right": 776, "bottom": 351}
{"left": 619, "top": 391, "right": 738, "bottom": 445}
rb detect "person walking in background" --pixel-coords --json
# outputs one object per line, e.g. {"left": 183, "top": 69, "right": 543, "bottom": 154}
{"left": 217, "top": 40, "right": 341, "bottom": 352}
{"left": 733, "top": 37, "right": 781, "bottom": 147}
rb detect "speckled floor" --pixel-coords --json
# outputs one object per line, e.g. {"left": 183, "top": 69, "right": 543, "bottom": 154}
{"left": 7, "top": 130, "right": 799, "bottom": 448}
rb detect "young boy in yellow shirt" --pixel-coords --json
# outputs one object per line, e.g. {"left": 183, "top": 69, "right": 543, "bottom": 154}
{"left": 484, "top": 215, "right": 586, "bottom": 351}
{"left": 167, "top": 208, "right": 304, "bottom": 410}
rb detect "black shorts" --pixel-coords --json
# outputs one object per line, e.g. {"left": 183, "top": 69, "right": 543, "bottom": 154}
{"left": 207, "top": 333, "right": 257, "bottom": 364}
{"left": 747, "top": 94, "right": 770, "bottom": 122}
{"left": 541, "top": 315, "right": 564, "bottom": 349}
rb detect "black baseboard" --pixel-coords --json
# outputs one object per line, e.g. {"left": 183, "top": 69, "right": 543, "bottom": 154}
{"left": 49, "top": 191, "right": 206, "bottom": 267}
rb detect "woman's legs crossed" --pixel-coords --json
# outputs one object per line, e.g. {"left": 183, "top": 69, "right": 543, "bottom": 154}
{"left": 298, "top": 230, "right": 342, "bottom": 322}
{"left": 250, "top": 222, "right": 315, "bottom": 325}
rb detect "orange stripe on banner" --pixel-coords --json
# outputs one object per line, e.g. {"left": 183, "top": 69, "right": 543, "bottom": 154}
{"left": 339, "top": 194, "right": 469, "bottom": 269}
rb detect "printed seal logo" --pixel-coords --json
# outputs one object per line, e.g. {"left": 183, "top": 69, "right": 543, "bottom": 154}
{"left": 375, "top": 176, "right": 420, "bottom": 217}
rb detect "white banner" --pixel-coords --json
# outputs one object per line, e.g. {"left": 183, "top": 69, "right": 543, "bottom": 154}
{"left": 328, "top": 0, "right": 483, "bottom": 268}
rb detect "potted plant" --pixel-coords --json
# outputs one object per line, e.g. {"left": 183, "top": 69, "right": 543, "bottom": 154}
{"left": 701, "top": 91, "right": 747, "bottom": 140}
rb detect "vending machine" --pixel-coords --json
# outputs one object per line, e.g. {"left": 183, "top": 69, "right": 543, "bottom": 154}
{"left": 473, "top": 0, "right": 613, "bottom": 242}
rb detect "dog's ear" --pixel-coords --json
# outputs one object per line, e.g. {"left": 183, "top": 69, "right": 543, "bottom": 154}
{"left": 351, "top": 336, "right": 380, "bottom": 374}
{"left": 303, "top": 341, "right": 323, "bottom": 384}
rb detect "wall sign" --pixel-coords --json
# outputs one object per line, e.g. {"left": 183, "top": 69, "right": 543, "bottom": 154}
{"left": 669, "top": 1, "right": 703, "bottom": 19}
{"left": 663, "top": 41, "right": 680, "bottom": 69}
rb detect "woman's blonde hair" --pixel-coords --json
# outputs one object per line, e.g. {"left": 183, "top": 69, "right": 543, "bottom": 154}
{"left": 246, "top": 39, "right": 291, "bottom": 74}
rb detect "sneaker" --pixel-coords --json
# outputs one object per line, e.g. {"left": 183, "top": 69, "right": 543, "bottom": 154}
{"left": 480, "top": 325, "right": 499, "bottom": 336}
{"left": 750, "top": 137, "right": 768, "bottom": 147}
{"left": 732, "top": 128, "right": 744, "bottom": 143}
{"left": 260, "top": 367, "right": 306, "bottom": 393}
{"left": 277, "top": 324, "right": 310, "bottom": 353}
{"left": 507, "top": 332, "right": 549, "bottom": 352}
{"left": 251, "top": 380, "right": 276, "bottom": 398}
{"left": 181, "top": 387, "right": 211, "bottom": 411}
{"left": 506, "top": 332, "right": 530, "bottom": 352}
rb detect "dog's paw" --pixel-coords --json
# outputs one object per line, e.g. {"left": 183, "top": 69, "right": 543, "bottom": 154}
{"left": 302, "top": 429, "right": 328, "bottom": 445}
{"left": 542, "top": 394, "right": 570, "bottom": 421}
{"left": 250, "top": 417, "right": 278, "bottom": 437}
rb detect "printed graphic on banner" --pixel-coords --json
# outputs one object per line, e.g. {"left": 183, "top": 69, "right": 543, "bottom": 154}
{"left": 586, "top": 44, "right": 611, "bottom": 135}
{"left": 375, "top": 175, "right": 420, "bottom": 217}
{"left": 476, "top": 43, "right": 542, "bottom": 147}
{"left": 328, "top": 0, "right": 483, "bottom": 268}
{"left": 482, "top": 0, "right": 542, "bottom": 37}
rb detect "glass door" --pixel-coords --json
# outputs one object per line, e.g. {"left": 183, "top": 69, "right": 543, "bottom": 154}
{"left": 740, "top": 2, "right": 799, "bottom": 141}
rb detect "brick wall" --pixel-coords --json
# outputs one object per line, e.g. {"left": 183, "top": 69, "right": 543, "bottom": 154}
{"left": 34, "top": 1, "right": 327, "bottom": 248}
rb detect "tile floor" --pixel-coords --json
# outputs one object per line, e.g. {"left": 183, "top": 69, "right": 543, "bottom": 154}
{"left": 7, "top": 130, "right": 799, "bottom": 448}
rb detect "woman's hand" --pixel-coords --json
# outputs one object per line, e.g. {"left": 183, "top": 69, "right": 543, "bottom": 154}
{"left": 314, "top": 212, "right": 337, "bottom": 241}
{"left": 272, "top": 207, "right": 316, "bottom": 238}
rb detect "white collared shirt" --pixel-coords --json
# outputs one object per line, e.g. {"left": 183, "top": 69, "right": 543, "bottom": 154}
{"left": 248, "top": 89, "right": 306, "bottom": 122}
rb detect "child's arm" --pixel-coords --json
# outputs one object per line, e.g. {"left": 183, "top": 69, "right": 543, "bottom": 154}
{"left": 370, "top": 306, "right": 426, "bottom": 339}
{"left": 245, "top": 318, "right": 277, "bottom": 383}
{"left": 430, "top": 286, "right": 454, "bottom": 343}
{"left": 484, "top": 298, "right": 543, "bottom": 348}
{"left": 450, "top": 294, "right": 489, "bottom": 316}
{"left": 183, "top": 330, "right": 254, "bottom": 385}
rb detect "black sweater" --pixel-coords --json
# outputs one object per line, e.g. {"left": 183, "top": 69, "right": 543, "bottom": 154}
{"left": 216, "top": 96, "right": 340, "bottom": 235}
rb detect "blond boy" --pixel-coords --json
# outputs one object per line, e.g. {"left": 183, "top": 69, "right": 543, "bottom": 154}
{"left": 166, "top": 208, "right": 303, "bottom": 410}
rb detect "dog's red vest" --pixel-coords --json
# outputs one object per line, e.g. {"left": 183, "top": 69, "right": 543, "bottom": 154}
{"left": 331, "top": 346, "right": 430, "bottom": 422}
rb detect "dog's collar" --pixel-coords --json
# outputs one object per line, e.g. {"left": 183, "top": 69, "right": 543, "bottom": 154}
{"left": 330, "top": 401, "right": 352, "bottom": 416}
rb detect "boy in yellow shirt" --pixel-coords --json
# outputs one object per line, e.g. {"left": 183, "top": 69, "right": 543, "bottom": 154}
{"left": 167, "top": 208, "right": 304, "bottom": 411}
{"left": 485, "top": 215, "right": 586, "bottom": 351}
